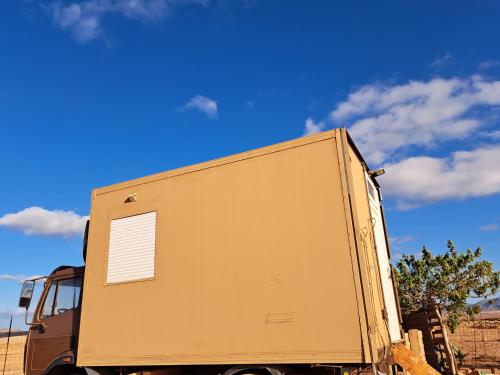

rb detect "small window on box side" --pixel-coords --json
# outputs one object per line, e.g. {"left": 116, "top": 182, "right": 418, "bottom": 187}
{"left": 107, "top": 211, "right": 157, "bottom": 284}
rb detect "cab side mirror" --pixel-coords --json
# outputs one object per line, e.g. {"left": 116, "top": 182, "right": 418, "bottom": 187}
{"left": 19, "top": 280, "right": 35, "bottom": 309}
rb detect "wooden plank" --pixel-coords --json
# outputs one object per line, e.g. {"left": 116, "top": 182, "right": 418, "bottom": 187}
{"left": 392, "top": 343, "right": 442, "bottom": 375}
{"left": 408, "top": 329, "right": 426, "bottom": 363}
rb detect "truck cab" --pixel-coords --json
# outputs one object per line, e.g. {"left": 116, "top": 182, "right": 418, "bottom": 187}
{"left": 19, "top": 266, "right": 84, "bottom": 375}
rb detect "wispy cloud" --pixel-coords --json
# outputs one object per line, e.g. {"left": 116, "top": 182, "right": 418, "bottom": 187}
{"left": 390, "top": 236, "right": 415, "bottom": 246}
{"left": 0, "top": 207, "right": 88, "bottom": 237}
{"left": 391, "top": 250, "right": 421, "bottom": 262}
{"left": 0, "top": 274, "right": 44, "bottom": 283}
{"left": 389, "top": 237, "right": 416, "bottom": 259}
{"left": 0, "top": 307, "right": 25, "bottom": 319}
{"left": 428, "top": 52, "right": 452, "bottom": 67}
{"left": 47, "top": 0, "right": 209, "bottom": 43}
{"left": 329, "top": 76, "right": 500, "bottom": 164}
{"left": 480, "top": 223, "right": 499, "bottom": 232}
{"left": 479, "top": 60, "right": 500, "bottom": 70}
{"left": 303, "top": 117, "right": 325, "bottom": 136}
{"left": 483, "top": 129, "right": 500, "bottom": 140}
{"left": 244, "top": 100, "right": 255, "bottom": 109}
{"left": 181, "top": 95, "right": 218, "bottom": 118}
{"left": 380, "top": 145, "right": 500, "bottom": 209}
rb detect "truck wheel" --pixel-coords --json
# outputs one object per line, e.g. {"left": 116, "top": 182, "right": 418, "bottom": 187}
{"left": 236, "top": 371, "right": 272, "bottom": 375}
{"left": 48, "top": 365, "right": 85, "bottom": 375}
{"left": 226, "top": 367, "right": 284, "bottom": 375}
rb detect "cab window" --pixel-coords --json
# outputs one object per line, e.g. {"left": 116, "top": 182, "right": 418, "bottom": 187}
{"left": 40, "top": 283, "right": 57, "bottom": 319}
{"left": 39, "top": 278, "right": 82, "bottom": 319}
{"left": 54, "top": 278, "right": 82, "bottom": 315}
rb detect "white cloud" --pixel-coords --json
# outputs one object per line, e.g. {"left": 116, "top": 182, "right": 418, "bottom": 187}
{"left": 182, "top": 95, "right": 218, "bottom": 118}
{"left": 303, "top": 117, "right": 326, "bottom": 136}
{"left": 428, "top": 52, "right": 452, "bottom": 67}
{"left": 380, "top": 145, "right": 500, "bottom": 209}
{"left": 51, "top": 2, "right": 100, "bottom": 42}
{"left": 480, "top": 224, "right": 499, "bottom": 232}
{"left": 48, "top": 0, "right": 209, "bottom": 43}
{"left": 329, "top": 76, "right": 500, "bottom": 164}
{"left": 0, "top": 207, "right": 88, "bottom": 237}
{"left": 0, "top": 275, "right": 44, "bottom": 283}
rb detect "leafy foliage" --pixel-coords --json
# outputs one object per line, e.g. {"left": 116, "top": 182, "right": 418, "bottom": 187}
{"left": 395, "top": 241, "right": 499, "bottom": 332}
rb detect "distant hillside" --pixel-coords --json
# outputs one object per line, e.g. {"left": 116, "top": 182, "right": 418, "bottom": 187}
{"left": 0, "top": 329, "right": 27, "bottom": 338}
{"left": 473, "top": 297, "right": 500, "bottom": 311}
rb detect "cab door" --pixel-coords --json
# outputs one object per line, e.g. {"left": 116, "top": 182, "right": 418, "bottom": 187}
{"left": 26, "top": 276, "right": 82, "bottom": 375}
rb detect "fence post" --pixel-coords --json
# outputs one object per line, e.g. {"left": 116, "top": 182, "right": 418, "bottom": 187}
{"left": 2, "top": 315, "right": 13, "bottom": 375}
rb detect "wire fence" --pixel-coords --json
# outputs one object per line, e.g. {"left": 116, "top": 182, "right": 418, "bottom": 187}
{"left": 0, "top": 334, "right": 25, "bottom": 375}
{"left": 448, "top": 313, "right": 500, "bottom": 370}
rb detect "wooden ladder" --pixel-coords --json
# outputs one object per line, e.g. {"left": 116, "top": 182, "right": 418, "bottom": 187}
{"left": 426, "top": 309, "right": 456, "bottom": 375}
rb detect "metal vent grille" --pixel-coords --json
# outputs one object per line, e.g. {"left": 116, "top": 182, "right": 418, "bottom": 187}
{"left": 107, "top": 211, "right": 156, "bottom": 284}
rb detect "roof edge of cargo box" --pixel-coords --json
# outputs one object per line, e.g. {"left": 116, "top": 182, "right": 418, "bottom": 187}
{"left": 92, "top": 129, "right": 347, "bottom": 196}
{"left": 344, "top": 131, "right": 379, "bottom": 188}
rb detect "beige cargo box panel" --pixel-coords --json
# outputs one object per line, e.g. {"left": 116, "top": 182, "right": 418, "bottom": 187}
{"left": 78, "top": 131, "right": 371, "bottom": 366}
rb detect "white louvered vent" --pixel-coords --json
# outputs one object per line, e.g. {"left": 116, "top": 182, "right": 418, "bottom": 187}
{"left": 107, "top": 211, "right": 156, "bottom": 284}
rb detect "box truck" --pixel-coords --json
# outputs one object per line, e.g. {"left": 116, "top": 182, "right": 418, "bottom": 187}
{"left": 18, "top": 129, "right": 436, "bottom": 375}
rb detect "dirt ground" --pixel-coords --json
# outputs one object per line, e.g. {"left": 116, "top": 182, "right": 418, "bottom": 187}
{"left": 448, "top": 311, "right": 500, "bottom": 370}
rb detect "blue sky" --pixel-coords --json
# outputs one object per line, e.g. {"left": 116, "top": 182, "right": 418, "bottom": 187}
{"left": 1, "top": 0, "right": 499, "bottom": 328}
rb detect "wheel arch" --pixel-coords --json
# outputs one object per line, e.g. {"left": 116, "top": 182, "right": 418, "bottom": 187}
{"left": 222, "top": 365, "right": 287, "bottom": 375}
{"left": 42, "top": 351, "right": 79, "bottom": 375}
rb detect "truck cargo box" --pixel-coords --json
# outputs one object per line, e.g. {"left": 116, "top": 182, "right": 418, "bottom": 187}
{"left": 77, "top": 129, "right": 402, "bottom": 367}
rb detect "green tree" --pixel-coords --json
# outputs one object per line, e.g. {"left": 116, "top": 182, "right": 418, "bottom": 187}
{"left": 395, "top": 240, "right": 499, "bottom": 332}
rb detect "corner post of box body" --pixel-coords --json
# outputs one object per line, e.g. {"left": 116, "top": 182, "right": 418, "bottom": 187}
{"left": 334, "top": 128, "right": 375, "bottom": 365}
